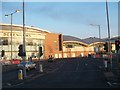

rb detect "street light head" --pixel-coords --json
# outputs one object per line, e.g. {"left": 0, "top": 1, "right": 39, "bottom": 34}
{"left": 5, "top": 14, "right": 9, "bottom": 17}
{"left": 16, "top": 10, "right": 20, "bottom": 13}
{"left": 89, "top": 24, "right": 100, "bottom": 27}
{"left": 89, "top": 24, "right": 94, "bottom": 26}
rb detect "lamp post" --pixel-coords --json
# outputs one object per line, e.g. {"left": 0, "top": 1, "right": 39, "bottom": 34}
{"left": 5, "top": 10, "right": 20, "bottom": 60}
{"left": 22, "top": 0, "right": 27, "bottom": 78}
{"left": 90, "top": 24, "right": 101, "bottom": 53}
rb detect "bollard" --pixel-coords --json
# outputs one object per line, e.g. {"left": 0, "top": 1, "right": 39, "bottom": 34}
{"left": 18, "top": 70, "right": 23, "bottom": 80}
{"left": 40, "top": 64, "right": 43, "bottom": 72}
{"left": 104, "top": 61, "right": 107, "bottom": 69}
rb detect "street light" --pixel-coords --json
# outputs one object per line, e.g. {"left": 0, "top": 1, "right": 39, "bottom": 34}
{"left": 90, "top": 24, "right": 101, "bottom": 53}
{"left": 23, "top": 0, "right": 27, "bottom": 78}
{"left": 5, "top": 9, "right": 20, "bottom": 60}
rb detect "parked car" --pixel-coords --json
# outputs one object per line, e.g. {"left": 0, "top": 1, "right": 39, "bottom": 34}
{"left": 17, "top": 61, "right": 36, "bottom": 71}
{"left": 48, "top": 55, "right": 55, "bottom": 62}
{"left": 0, "top": 60, "right": 11, "bottom": 65}
{"left": 48, "top": 58, "right": 53, "bottom": 62}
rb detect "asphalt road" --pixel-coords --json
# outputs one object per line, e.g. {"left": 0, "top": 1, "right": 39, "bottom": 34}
{"left": 2, "top": 60, "right": 54, "bottom": 85}
{"left": 3, "top": 57, "right": 119, "bottom": 88}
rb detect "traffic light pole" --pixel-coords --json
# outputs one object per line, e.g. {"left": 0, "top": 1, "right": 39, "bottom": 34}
{"left": 39, "top": 47, "right": 43, "bottom": 72}
{"left": 39, "top": 53, "right": 41, "bottom": 72}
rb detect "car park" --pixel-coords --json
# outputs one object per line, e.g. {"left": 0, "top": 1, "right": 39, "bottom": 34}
{"left": 17, "top": 61, "right": 36, "bottom": 71}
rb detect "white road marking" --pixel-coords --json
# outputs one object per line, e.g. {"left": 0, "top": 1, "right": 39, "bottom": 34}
{"left": 85, "top": 63, "right": 88, "bottom": 66}
{"left": 107, "top": 81, "right": 112, "bottom": 86}
{"left": 112, "top": 83, "right": 118, "bottom": 85}
{"left": 11, "top": 82, "right": 24, "bottom": 87}
{"left": 48, "top": 68, "right": 59, "bottom": 73}
{"left": 31, "top": 74, "right": 44, "bottom": 80}
{"left": 6, "top": 83, "right": 11, "bottom": 86}
{"left": 46, "top": 61, "right": 66, "bottom": 73}
{"left": 4, "top": 82, "right": 24, "bottom": 88}
{"left": 98, "top": 66, "right": 102, "bottom": 69}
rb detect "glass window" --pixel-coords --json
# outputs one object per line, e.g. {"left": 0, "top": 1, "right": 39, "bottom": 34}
{"left": 3, "top": 40, "right": 8, "bottom": 45}
{"left": 27, "top": 42, "right": 33, "bottom": 46}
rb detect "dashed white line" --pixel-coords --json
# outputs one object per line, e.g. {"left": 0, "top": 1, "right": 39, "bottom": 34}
{"left": 98, "top": 66, "right": 102, "bottom": 69}
{"left": 3, "top": 82, "right": 24, "bottom": 88}
{"left": 85, "top": 63, "right": 88, "bottom": 66}
{"left": 6, "top": 82, "right": 11, "bottom": 86}
{"left": 112, "top": 82, "right": 118, "bottom": 85}
{"left": 11, "top": 82, "right": 24, "bottom": 87}
{"left": 31, "top": 74, "right": 43, "bottom": 79}
{"left": 107, "top": 81, "right": 112, "bottom": 86}
{"left": 47, "top": 61, "right": 66, "bottom": 73}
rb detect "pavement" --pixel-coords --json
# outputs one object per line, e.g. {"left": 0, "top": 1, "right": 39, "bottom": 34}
{"left": 2, "top": 70, "right": 46, "bottom": 88}
{"left": 2, "top": 57, "right": 120, "bottom": 88}
{"left": 103, "top": 70, "right": 120, "bottom": 87}
{"left": 2, "top": 60, "right": 61, "bottom": 88}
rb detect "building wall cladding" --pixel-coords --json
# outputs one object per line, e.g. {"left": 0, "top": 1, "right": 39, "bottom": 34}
{"left": 62, "top": 42, "right": 95, "bottom": 58}
{"left": 44, "top": 33, "right": 63, "bottom": 59}
{"left": 0, "top": 24, "right": 46, "bottom": 60}
{"left": 0, "top": 24, "right": 118, "bottom": 60}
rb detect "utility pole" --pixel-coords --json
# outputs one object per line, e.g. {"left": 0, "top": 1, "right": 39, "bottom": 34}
{"left": 106, "top": 0, "right": 112, "bottom": 70}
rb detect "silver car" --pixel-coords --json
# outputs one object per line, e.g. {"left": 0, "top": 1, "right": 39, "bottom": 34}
{"left": 17, "top": 61, "right": 36, "bottom": 71}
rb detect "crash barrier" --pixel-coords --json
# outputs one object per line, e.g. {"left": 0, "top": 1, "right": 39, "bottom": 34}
{"left": 18, "top": 70, "right": 23, "bottom": 80}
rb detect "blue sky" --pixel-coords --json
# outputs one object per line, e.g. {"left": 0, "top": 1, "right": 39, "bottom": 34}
{"left": 2, "top": 2, "right": 118, "bottom": 39}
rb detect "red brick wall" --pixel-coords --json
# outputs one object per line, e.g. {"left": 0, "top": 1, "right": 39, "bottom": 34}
{"left": 44, "top": 33, "right": 63, "bottom": 59}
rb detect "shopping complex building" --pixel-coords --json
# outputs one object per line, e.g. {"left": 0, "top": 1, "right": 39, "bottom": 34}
{"left": 0, "top": 23, "right": 63, "bottom": 60}
{"left": 63, "top": 35, "right": 119, "bottom": 58}
{"left": 0, "top": 23, "right": 119, "bottom": 60}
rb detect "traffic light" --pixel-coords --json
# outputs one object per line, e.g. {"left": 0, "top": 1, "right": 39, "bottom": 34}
{"left": 115, "top": 40, "right": 120, "bottom": 51}
{"left": 1, "top": 50, "right": 5, "bottom": 57}
{"left": 18, "top": 44, "right": 26, "bottom": 57}
{"left": 104, "top": 42, "right": 108, "bottom": 52}
{"left": 39, "top": 47, "right": 43, "bottom": 57}
{"left": 18, "top": 44, "right": 23, "bottom": 56}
